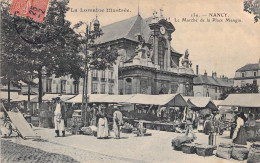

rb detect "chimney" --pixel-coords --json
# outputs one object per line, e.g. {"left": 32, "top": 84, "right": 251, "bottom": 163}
{"left": 196, "top": 65, "right": 199, "bottom": 75}
{"left": 204, "top": 70, "right": 207, "bottom": 76}
{"left": 212, "top": 72, "right": 217, "bottom": 79}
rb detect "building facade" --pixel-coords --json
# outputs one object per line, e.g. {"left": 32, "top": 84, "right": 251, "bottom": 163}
{"left": 95, "top": 12, "right": 195, "bottom": 95}
{"left": 193, "top": 69, "right": 234, "bottom": 100}
{"left": 234, "top": 59, "right": 260, "bottom": 90}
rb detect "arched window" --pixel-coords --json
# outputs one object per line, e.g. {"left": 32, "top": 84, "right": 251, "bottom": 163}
{"left": 158, "top": 38, "right": 166, "bottom": 69}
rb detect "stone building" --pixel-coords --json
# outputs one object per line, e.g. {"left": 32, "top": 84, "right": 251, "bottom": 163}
{"left": 95, "top": 12, "right": 195, "bottom": 95}
{"left": 234, "top": 59, "right": 260, "bottom": 90}
{"left": 193, "top": 67, "right": 234, "bottom": 100}
{"left": 38, "top": 11, "right": 195, "bottom": 96}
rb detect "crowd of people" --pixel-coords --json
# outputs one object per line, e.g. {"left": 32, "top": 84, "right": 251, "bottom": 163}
{"left": 184, "top": 107, "right": 258, "bottom": 145}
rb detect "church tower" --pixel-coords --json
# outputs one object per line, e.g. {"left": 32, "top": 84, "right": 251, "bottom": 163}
{"left": 149, "top": 10, "right": 175, "bottom": 71}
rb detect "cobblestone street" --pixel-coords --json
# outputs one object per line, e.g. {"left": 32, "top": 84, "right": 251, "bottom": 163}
{"left": 1, "top": 128, "right": 247, "bottom": 163}
{"left": 1, "top": 139, "right": 79, "bottom": 163}
{"left": 1, "top": 136, "right": 140, "bottom": 163}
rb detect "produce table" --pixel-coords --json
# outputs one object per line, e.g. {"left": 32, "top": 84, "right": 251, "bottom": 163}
{"left": 133, "top": 120, "right": 176, "bottom": 132}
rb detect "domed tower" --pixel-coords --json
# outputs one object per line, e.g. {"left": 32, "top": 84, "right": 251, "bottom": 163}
{"left": 93, "top": 15, "right": 100, "bottom": 32}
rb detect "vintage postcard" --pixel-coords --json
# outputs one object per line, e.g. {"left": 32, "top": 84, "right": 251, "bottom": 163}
{"left": 1, "top": 0, "right": 260, "bottom": 162}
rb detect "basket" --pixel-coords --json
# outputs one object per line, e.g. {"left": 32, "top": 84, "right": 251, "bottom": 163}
{"left": 216, "top": 143, "right": 233, "bottom": 160}
{"left": 196, "top": 144, "right": 215, "bottom": 156}
{"left": 181, "top": 143, "right": 196, "bottom": 154}
{"left": 247, "top": 143, "right": 260, "bottom": 163}
{"left": 172, "top": 136, "right": 193, "bottom": 151}
{"left": 231, "top": 145, "right": 249, "bottom": 161}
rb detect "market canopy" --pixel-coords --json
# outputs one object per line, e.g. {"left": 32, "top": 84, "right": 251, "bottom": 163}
{"left": 0, "top": 92, "right": 19, "bottom": 100}
{"left": 219, "top": 93, "right": 260, "bottom": 108}
{"left": 66, "top": 94, "right": 108, "bottom": 103}
{"left": 126, "top": 94, "right": 188, "bottom": 107}
{"left": 31, "top": 94, "right": 75, "bottom": 102}
{"left": 11, "top": 95, "right": 38, "bottom": 102}
{"left": 184, "top": 96, "right": 218, "bottom": 111}
{"left": 92, "top": 94, "right": 135, "bottom": 103}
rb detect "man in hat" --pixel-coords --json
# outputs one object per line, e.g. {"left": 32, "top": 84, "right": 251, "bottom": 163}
{"left": 113, "top": 105, "right": 123, "bottom": 139}
{"left": 54, "top": 97, "right": 65, "bottom": 137}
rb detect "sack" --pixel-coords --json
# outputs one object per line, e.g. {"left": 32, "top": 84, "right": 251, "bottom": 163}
{"left": 247, "top": 143, "right": 260, "bottom": 163}
{"left": 216, "top": 143, "right": 233, "bottom": 160}
{"left": 172, "top": 136, "right": 193, "bottom": 151}
{"left": 81, "top": 127, "right": 93, "bottom": 135}
{"left": 181, "top": 143, "right": 197, "bottom": 154}
{"left": 196, "top": 144, "right": 215, "bottom": 156}
{"left": 231, "top": 145, "right": 249, "bottom": 161}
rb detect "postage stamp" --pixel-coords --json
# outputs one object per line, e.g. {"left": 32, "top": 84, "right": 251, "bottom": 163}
{"left": 10, "top": 0, "right": 49, "bottom": 23}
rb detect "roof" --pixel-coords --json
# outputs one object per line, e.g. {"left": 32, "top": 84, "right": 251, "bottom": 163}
{"left": 31, "top": 94, "right": 76, "bottom": 102}
{"left": 236, "top": 63, "right": 260, "bottom": 72}
{"left": 92, "top": 94, "right": 135, "bottom": 103}
{"left": 11, "top": 95, "right": 38, "bottom": 102}
{"left": 184, "top": 96, "right": 218, "bottom": 110}
{"left": 95, "top": 15, "right": 144, "bottom": 44}
{"left": 126, "top": 94, "right": 188, "bottom": 106}
{"left": 96, "top": 15, "right": 176, "bottom": 48}
{"left": 66, "top": 94, "right": 108, "bottom": 103}
{"left": 219, "top": 93, "right": 260, "bottom": 107}
{"left": 193, "top": 75, "right": 233, "bottom": 87}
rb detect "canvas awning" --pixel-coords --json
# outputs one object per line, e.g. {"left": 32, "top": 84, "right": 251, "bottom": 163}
{"left": 66, "top": 94, "right": 108, "bottom": 103}
{"left": 125, "top": 94, "right": 188, "bottom": 107}
{"left": 0, "top": 92, "right": 19, "bottom": 100}
{"left": 219, "top": 93, "right": 260, "bottom": 108}
{"left": 184, "top": 96, "right": 218, "bottom": 111}
{"left": 11, "top": 95, "right": 38, "bottom": 102}
{"left": 92, "top": 94, "right": 135, "bottom": 103}
{"left": 30, "top": 94, "right": 76, "bottom": 102}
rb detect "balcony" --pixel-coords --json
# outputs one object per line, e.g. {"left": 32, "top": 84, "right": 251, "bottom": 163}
{"left": 92, "top": 77, "right": 99, "bottom": 81}
{"left": 101, "top": 78, "right": 107, "bottom": 82}
{"left": 108, "top": 79, "right": 114, "bottom": 83}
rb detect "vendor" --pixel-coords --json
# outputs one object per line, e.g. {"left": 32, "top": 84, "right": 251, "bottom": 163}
{"left": 246, "top": 113, "right": 256, "bottom": 142}
{"left": 203, "top": 114, "right": 213, "bottom": 135}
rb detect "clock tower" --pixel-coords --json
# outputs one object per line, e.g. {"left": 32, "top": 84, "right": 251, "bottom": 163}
{"left": 149, "top": 11, "right": 175, "bottom": 70}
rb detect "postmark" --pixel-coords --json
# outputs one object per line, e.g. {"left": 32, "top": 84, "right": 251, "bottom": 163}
{"left": 11, "top": 0, "right": 65, "bottom": 44}
{"left": 10, "top": 0, "right": 49, "bottom": 23}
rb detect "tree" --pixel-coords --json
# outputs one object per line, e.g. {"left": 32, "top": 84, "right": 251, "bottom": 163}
{"left": 220, "top": 83, "right": 259, "bottom": 100}
{"left": 1, "top": 0, "right": 84, "bottom": 104}
{"left": 73, "top": 19, "right": 119, "bottom": 125}
{"left": 244, "top": 0, "right": 260, "bottom": 23}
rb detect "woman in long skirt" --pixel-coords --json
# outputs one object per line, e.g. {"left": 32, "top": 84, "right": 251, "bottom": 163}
{"left": 233, "top": 112, "right": 247, "bottom": 145}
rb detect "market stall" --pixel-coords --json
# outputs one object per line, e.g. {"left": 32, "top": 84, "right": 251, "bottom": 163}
{"left": 65, "top": 94, "right": 108, "bottom": 103}
{"left": 124, "top": 94, "right": 188, "bottom": 131}
{"left": 219, "top": 93, "right": 260, "bottom": 141}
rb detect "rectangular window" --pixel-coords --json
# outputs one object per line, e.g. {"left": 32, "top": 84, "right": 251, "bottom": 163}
{"left": 46, "top": 79, "right": 52, "bottom": 93}
{"left": 253, "top": 80, "right": 257, "bottom": 85}
{"left": 102, "top": 71, "right": 105, "bottom": 78}
{"left": 215, "top": 87, "right": 217, "bottom": 93}
{"left": 92, "top": 70, "right": 98, "bottom": 77}
{"left": 61, "top": 80, "right": 66, "bottom": 93}
{"left": 101, "top": 84, "right": 106, "bottom": 94}
{"left": 109, "top": 85, "right": 114, "bottom": 95}
{"left": 254, "top": 71, "right": 257, "bottom": 77}
{"left": 242, "top": 72, "right": 245, "bottom": 78}
{"left": 91, "top": 83, "right": 98, "bottom": 94}
{"left": 74, "top": 81, "right": 79, "bottom": 94}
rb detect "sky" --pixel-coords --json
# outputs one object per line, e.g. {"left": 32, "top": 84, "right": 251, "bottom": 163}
{"left": 66, "top": 0, "right": 260, "bottom": 78}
